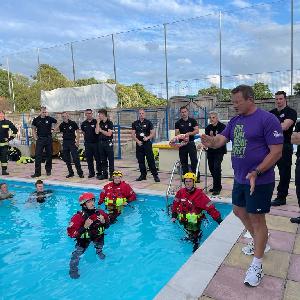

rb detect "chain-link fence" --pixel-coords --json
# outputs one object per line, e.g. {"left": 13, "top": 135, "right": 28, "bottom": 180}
{"left": 1, "top": 0, "right": 299, "bottom": 105}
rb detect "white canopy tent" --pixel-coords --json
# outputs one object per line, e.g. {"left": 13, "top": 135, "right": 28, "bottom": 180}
{"left": 41, "top": 83, "right": 118, "bottom": 112}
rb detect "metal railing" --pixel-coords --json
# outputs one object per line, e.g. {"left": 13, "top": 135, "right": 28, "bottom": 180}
{"left": 165, "top": 147, "right": 207, "bottom": 214}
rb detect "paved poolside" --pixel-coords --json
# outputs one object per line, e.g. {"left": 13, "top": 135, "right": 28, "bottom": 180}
{"left": 2, "top": 158, "right": 300, "bottom": 300}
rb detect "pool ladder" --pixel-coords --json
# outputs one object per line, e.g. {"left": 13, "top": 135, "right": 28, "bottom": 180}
{"left": 165, "top": 148, "right": 204, "bottom": 215}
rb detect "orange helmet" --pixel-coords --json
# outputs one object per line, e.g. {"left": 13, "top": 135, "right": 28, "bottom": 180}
{"left": 79, "top": 192, "right": 95, "bottom": 205}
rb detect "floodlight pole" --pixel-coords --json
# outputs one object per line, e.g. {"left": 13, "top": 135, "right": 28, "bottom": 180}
{"left": 219, "top": 11, "right": 223, "bottom": 101}
{"left": 291, "top": 0, "right": 294, "bottom": 95}
{"left": 112, "top": 34, "right": 117, "bottom": 83}
{"left": 164, "top": 23, "right": 170, "bottom": 140}
{"left": 37, "top": 47, "right": 41, "bottom": 81}
{"left": 70, "top": 42, "right": 76, "bottom": 81}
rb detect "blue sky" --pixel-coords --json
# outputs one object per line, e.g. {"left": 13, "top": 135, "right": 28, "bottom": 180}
{"left": 0, "top": 0, "right": 299, "bottom": 95}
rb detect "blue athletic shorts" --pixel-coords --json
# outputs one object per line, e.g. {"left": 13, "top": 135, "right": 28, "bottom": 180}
{"left": 232, "top": 181, "right": 275, "bottom": 214}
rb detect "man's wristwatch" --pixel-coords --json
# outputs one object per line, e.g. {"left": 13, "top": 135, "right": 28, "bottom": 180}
{"left": 255, "top": 168, "right": 262, "bottom": 176}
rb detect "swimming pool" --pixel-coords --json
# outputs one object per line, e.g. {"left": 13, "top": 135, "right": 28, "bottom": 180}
{"left": 0, "top": 180, "right": 232, "bottom": 300}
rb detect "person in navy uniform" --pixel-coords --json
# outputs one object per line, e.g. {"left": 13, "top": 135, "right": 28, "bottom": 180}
{"left": 95, "top": 109, "right": 114, "bottom": 181}
{"left": 131, "top": 109, "right": 160, "bottom": 182}
{"left": 205, "top": 111, "right": 227, "bottom": 195}
{"left": 270, "top": 91, "right": 297, "bottom": 206}
{"left": 31, "top": 107, "right": 57, "bottom": 178}
{"left": 175, "top": 106, "right": 199, "bottom": 180}
{"left": 80, "top": 109, "right": 101, "bottom": 178}
{"left": 57, "top": 112, "right": 84, "bottom": 178}
{"left": 0, "top": 111, "right": 18, "bottom": 175}
{"left": 290, "top": 122, "right": 300, "bottom": 224}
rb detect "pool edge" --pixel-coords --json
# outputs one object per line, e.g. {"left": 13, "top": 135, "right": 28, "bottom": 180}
{"left": 154, "top": 212, "right": 244, "bottom": 300}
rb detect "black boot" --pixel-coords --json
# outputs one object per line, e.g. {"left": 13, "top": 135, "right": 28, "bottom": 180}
{"left": 136, "top": 175, "right": 146, "bottom": 181}
{"left": 31, "top": 173, "right": 41, "bottom": 178}
{"left": 290, "top": 216, "right": 300, "bottom": 224}
{"left": 153, "top": 175, "right": 160, "bottom": 182}
{"left": 271, "top": 197, "right": 286, "bottom": 206}
{"left": 2, "top": 168, "right": 9, "bottom": 175}
{"left": 66, "top": 173, "right": 74, "bottom": 178}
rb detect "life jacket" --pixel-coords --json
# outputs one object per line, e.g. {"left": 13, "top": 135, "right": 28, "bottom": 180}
{"left": 80, "top": 211, "right": 106, "bottom": 239}
{"left": 103, "top": 184, "right": 128, "bottom": 208}
{"left": 175, "top": 198, "right": 204, "bottom": 224}
{"left": 16, "top": 156, "right": 34, "bottom": 164}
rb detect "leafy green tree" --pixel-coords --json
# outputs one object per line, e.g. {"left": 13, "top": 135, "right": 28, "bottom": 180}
{"left": 252, "top": 82, "right": 273, "bottom": 99}
{"left": 0, "top": 69, "right": 10, "bottom": 98}
{"left": 117, "top": 83, "right": 166, "bottom": 108}
{"left": 198, "top": 85, "right": 231, "bottom": 102}
{"left": 294, "top": 83, "right": 300, "bottom": 96}
{"left": 75, "top": 77, "right": 99, "bottom": 86}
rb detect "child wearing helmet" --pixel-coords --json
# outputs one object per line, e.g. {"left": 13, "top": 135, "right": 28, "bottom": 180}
{"left": 171, "top": 172, "right": 222, "bottom": 252}
{"left": 67, "top": 192, "right": 110, "bottom": 279}
{"left": 99, "top": 170, "right": 136, "bottom": 223}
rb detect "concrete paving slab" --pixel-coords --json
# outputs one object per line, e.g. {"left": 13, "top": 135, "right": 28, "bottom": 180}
{"left": 238, "top": 230, "right": 295, "bottom": 253}
{"left": 266, "top": 214, "right": 298, "bottom": 233}
{"left": 224, "top": 243, "right": 290, "bottom": 278}
{"left": 267, "top": 230, "right": 295, "bottom": 253}
{"left": 288, "top": 254, "right": 300, "bottom": 282}
{"left": 283, "top": 280, "right": 300, "bottom": 300}
{"left": 204, "top": 265, "right": 284, "bottom": 300}
{"left": 269, "top": 208, "right": 300, "bottom": 218}
{"left": 293, "top": 235, "right": 300, "bottom": 254}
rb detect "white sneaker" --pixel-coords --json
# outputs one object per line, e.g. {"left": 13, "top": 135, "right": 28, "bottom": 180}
{"left": 242, "top": 240, "right": 271, "bottom": 256}
{"left": 244, "top": 264, "right": 264, "bottom": 287}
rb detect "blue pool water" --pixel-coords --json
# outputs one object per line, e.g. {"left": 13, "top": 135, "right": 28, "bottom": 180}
{"left": 0, "top": 180, "right": 232, "bottom": 300}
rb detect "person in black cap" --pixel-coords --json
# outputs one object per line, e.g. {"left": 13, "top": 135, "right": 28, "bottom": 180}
{"left": 131, "top": 109, "right": 160, "bottom": 182}
{"left": 31, "top": 107, "right": 57, "bottom": 178}
{"left": 80, "top": 109, "right": 101, "bottom": 179}
{"left": 57, "top": 112, "right": 84, "bottom": 178}
{"left": 96, "top": 109, "right": 114, "bottom": 181}
{"left": 270, "top": 91, "right": 297, "bottom": 206}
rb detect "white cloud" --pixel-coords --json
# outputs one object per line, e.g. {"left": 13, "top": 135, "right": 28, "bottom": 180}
{"left": 207, "top": 75, "right": 220, "bottom": 85}
{"left": 79, "top": 70, "right": 111, "bottom": 80}
{"left": 231, "top": 0, "right": 250, "bottom": 8}
{"left": 176, "top": 58, "right": 192, "bottom": 64}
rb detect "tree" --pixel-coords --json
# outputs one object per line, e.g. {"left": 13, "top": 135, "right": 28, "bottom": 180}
{"left": 252, "top": 82, "right": 273, "bottom": 99}
{"left": 75, "top": 77, "right": 99, "bottom": 86}
{"left": 117, "top": 83, "right": 166, "bottom": 108}
{"left": 0, "top": 69, "right": 10, "bottom": 98}
{"left": 198, "top": 85, "right": 231, "bottom": 102}
{"left": 294, "top": 83, "right": 300, "bottom": 96}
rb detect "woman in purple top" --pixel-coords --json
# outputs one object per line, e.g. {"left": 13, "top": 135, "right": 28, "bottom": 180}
{"left": 202, "top": 85, "right": 283, "bottom": 287}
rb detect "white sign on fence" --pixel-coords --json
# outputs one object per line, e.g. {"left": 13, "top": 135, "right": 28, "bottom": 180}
{"left": 41, "top": 83, "right": 118, "bottom": 112}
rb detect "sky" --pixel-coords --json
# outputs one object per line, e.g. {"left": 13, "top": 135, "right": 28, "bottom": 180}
{"left": 0, "top": 0, "right": 299, "bottom": 96}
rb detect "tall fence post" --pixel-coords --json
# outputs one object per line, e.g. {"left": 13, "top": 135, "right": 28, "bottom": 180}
{"left": 37, "top": 48, "right": 41, "bottom": 81}
{"left": 111, "top": 33, "right": 120, "bottom": 108}
{"left": 219, "top": 11, "right": 223, "bottom": 101}
{"left": 111, "top": 34, "right": 117, "bottom": 83}
{"left": 70, "top": 42, "right": 76, "bottom": 81}
{"left": 290, "top": 0, "right": 294, "bottom": 95}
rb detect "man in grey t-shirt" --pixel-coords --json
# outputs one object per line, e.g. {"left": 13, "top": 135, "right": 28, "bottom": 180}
{"left": 202, "top": 85, "right": 283, "bottom": 287}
